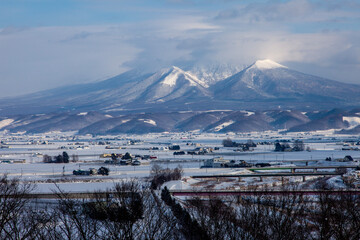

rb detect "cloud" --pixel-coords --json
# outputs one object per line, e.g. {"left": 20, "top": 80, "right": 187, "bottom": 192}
{"left": 60, "top": 31, "right": 93, "bottom": 42}
{"left": 121, "top": 15, "right": 220, "bottom": 71}
{"left": 0, "top": 26, "right": 28, "bottom": 35}
{"left": 0, "top": 0, "right": 359, "bottom": 98}
{"left": 215, "top": 0, "right": 313, "bottom": 21}
{"left": 214, "top": 0, "right": 359, "bottom": 24}
{"left": 216, "top": 31, "right": 332, "bottom": 61}
{"left": 0, "top": 25, "right": 139, "bottom": 97}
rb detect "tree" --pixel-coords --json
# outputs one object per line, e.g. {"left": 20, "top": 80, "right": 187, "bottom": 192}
{"left": 55, "top": 154, "right": 63, "bottom": 163}
{"left": 43, "top": 154, "right": 52, "bottom": 163}
{"left": 274, "top": 142, "right": 291, "bottom": 152}
{"left": 63, "top": 151, "right": 69, "bottom": 163}
{"left": 151, "top": 164, "right": 163, "bottom": 176}
{"left": 150, "top": 165, "right": 184, "bottom": 189}
{"left": 173, "top": 165, "right": 183, "bottom": 180}
{"left": 188, "top": 197, "right": 239, "bottom": 240}
{"left": 222, "top": 138, "right": 234, "bottom": 147}
{"left": 161, "top": 187, "right": 210, "bottom": 240}
{"left": 0, "top": 175, "right": 42, "bottom": 239}
{"left": 275, "top": 142, "right": 283, "bottom": 152}
{"left": 139, "top": 190, "right": 180, "bottom": 239}
{"left": 246, "top": 139, "right": 256, "bottom": 147}
{"left": 293, "top": 140, "right": 305, "bottom": 151}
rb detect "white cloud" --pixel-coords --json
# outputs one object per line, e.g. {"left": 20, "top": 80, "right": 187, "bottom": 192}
{"left": 0, "top": 0, "right": 360, "bottom": 98}
{"left": 214, "top": 0, "right": 360, "bottom": 24}
{"left": 0, "top": 25, "right": 139, "bottom": 97}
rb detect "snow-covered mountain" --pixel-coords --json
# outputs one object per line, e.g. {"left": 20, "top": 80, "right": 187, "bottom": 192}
{"left": 213, "top": 59, "right": 360, "bottom": 107}
{"left": 0, "top": 66, "right": 212, "bottom": 115}
{"left": 185, "top": 63, "right": 243, "bottom": 85}
{"left": 130, "top": 66, "right": 210, "bottom": 103}
{"left": 0, "top": 69, "right": 154, "bottom": 116}
{"left": 1, "top": 59, "right": 360, "bottom": 125}
{"left": 3, "top": 108, "right": 360, "bottom": 134}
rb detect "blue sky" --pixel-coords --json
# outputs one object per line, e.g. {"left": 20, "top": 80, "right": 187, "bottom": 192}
{"left": 0, "top": 0, "right": 360, "bottom": 97}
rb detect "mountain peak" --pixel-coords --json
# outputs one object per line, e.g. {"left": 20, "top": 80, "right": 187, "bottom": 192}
{"left": 186, "top": 63, "right": 244, "bottom": 85}
{"left": 170, "top": 66, "right": 182, "bottom": 72}
{"left": 161, "top": 66, "right": 208, "bottom": 88}
{"left": 250, "top": 59, "right": 287, "bottom": 70}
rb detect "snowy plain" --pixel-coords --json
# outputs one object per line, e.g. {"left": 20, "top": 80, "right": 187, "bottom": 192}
{"left": 0, "top": 130, "right": 359, "bottom": 193}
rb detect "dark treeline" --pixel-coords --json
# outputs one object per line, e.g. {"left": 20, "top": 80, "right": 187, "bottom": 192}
{"left": 222, "top": 138, "right": 256, "bottom": 151}
{"left": 2, "top": 175, "right": 360, "bottom": 239}
{"left": 274, "top": 139, "right": 305, "bottom": 152}
{"left": 43, "top": 151, "right": 79, "bottom": 163}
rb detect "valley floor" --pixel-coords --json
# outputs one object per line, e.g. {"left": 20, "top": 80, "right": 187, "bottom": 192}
{"left": 0, "top": 131, "right": 359, "bottom": 193}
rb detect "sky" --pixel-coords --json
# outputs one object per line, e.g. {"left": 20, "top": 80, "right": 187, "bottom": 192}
{"left": 0, "top": 0, "right": 360, "bottom": 97}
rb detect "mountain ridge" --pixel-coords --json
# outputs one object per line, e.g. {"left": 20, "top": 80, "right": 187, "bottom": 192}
{"left": 1, "top": 59, "right": 359, "bottom": 116}
{"left": 1, "top": 108, "right": 360, "bottom": 134}
{"left": 0, "top": 59, "right": 360, "bottom": 134}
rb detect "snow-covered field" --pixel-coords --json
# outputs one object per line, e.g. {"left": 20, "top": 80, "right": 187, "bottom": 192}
{"left": 0, "top": 131, "right": 359, "bottom": 193}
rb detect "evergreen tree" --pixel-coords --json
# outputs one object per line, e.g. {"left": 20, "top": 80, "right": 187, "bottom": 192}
{"left": 62, "top": 151, "right": 69, "bottom": 163}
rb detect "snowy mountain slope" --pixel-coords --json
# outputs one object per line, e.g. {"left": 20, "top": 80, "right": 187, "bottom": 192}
{"left": 0, "top": 66, "right": 214, "bottom": 116}
{"left": 0, "top": 69, "right": 154, "bottom": 116}
{"left": 213, "top": 59, "right": 360, "bottom": 105}
{"left": 130, "top": 66, "right": 211, "bottom": 104}
{"left": 4, "top": 112, "right": 110, "bottom": 133}
{"left": 288, "top": 112, "right": 350, "bottom": 132}
{"left": 0, "top": 60, "right": 360, "bottom": 117}
{"left": 186, "top": 63, "right": 243, "bottom": 85}
{"left": 204, "top": 111, "right": 273, "bottom": 133}
{"left": 337, "top": 125, "right": 360, "bottom": 134}
{"left": 1, "top": 108, "right": 360, "bottom": 134}
{"left": 266, "top": 110, "right": 310, "bottom": 130}
{"left": 78, "top": 112, "right": 195, "bottom": 135}
{"left": 175, "top": 111, "right": 230, "bottom": 132}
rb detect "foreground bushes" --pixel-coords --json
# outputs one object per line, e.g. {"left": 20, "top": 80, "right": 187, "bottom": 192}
{"left": 185, "top": 185, "right": 360, "bottom": 240}
{"left": 2, "top": 175, "right": 360, "bottom": 239}
{"left": 0, "top": 177, "right": 180, "bottom": 240}
{"left": 161, "top": 187, "right": 210, "bottom": 240}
